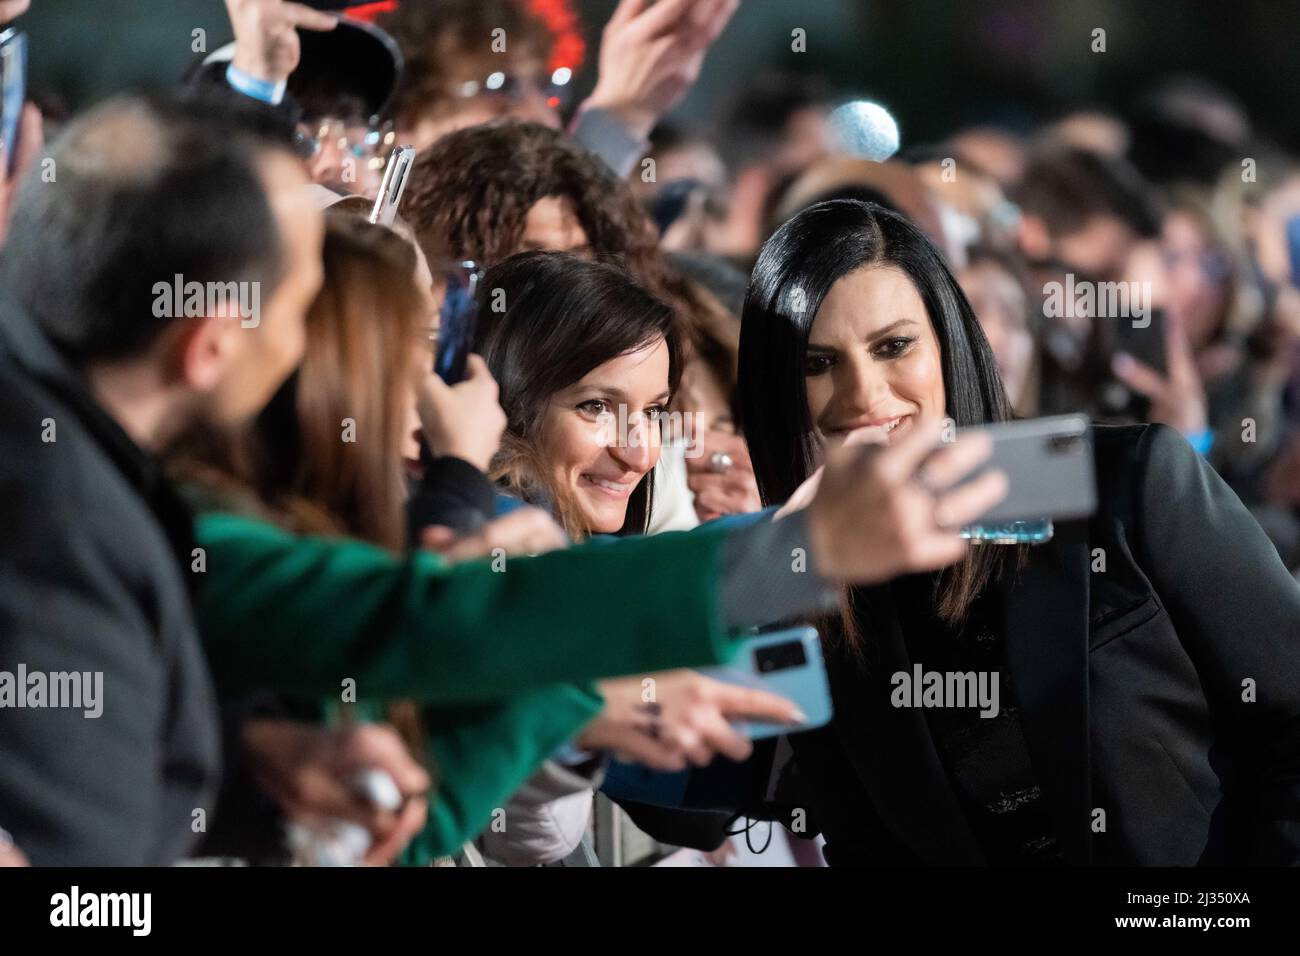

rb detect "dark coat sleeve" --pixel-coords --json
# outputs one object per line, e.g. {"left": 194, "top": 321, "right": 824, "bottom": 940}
{"left": 406, "top": 454, "right": 496, "bottom": 542}
{"left": 0, "top": 458, "right": 177, "bottom": 864}
{"left": 1134, "top": 424, "right": 1300, "bottom": 863}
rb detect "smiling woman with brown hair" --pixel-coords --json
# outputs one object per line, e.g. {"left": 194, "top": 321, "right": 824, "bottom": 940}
{"left": 477, "top": 250, "right": 683, "bottom": 538}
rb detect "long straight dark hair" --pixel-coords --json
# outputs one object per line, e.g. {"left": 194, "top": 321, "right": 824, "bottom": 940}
{"left": 478, "top": 251, "right": 682, "bottom": 538}
{"left": 738, "top": 199, "right": 1015, "bottom": 626}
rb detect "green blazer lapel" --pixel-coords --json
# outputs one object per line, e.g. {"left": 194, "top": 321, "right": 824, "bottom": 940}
{"left": 999, "top": 521, "right": 1094, "bottom": 864}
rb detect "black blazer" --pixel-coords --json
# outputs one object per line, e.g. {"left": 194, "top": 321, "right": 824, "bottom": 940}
{"left": 0, "top": 303, "right": 221, "bottom": 864}
{"left": 768, "top": 423, "right": 1300, "bottom": 865}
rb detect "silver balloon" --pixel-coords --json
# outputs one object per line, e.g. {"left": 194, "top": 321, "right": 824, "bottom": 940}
{"left": 829, "top": 100, "right": 901, "bottom": 161}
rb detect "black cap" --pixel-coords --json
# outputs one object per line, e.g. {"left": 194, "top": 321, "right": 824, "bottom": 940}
{"left": 201, "top": 17, "right": 402, "bottom": 123}
{"left": 290, "top": 17, "right": 402, "bottom": 122}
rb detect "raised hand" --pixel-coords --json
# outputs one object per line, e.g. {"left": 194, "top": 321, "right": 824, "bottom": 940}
{"left": 224, "top": 0, "right": 338, "bottom": 86}
{"left": 585, "top": 0, "right": 739, "bottom": 140}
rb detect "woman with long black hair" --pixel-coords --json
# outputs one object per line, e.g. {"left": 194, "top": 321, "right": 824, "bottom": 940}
{"left": 472, "top": 249, "right": 1019, "bottom": 862}
{"left": 724, "top": 198, "right": 1300, "bottom": 865}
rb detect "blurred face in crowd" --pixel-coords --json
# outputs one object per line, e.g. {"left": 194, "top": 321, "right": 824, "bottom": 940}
{"left": 402, "top": 52, "right": 560, "bottom": 152}
{"left": 519, "top": 196, "right": 591, "bottom": 255}
{"left": 1161, "top": 210, "right": 1229, "bottom": 349}
{"left": 677, "top": 359, "right": 734, "bottom": 438}
{"left": 1253, "top": 173, "right": 1300, "bottom": 288}
{"left": 949, "top": 127, "right": 1026, "bottom": 188}
{"left": 204, "top": 153, "right": 323, "bottom": 425}
{"left": 1043, "top": 111, "right": 1130, "bottom": 158}
{"left": 958, "top": 260, "right": 1034, "bottom": 407}
{"left": 539, "top": 338, "right": 671, "bottom": 533}
{"left": 804, "top": 266, "right": 946, "bottom": 452}
{"left": 302, "top": 117, "right": 386, "bottom": 200}
{"left": 773, "top": 107, "right": 834, "bottom": 177}
{"left": 1055, "top": 214, "right": 1136, "bottom": 281}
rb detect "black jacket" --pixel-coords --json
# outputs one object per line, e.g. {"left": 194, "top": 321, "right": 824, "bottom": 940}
{"left": 0, "top": 302, "right": 220, "bottom": 865}
{"left": 772, "top": 423, "right": 1300, "bottom": 865}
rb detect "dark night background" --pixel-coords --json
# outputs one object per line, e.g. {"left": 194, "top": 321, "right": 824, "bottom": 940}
{"left": 17, "top": 0, "right": 1300, "bottom": 149}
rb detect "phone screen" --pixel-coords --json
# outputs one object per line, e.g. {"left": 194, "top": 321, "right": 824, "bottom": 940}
{"left": 433, "top": 262, "right": 482, "bottom": 385}
{"left": 1, "top": 29, "right": 27, "bottom": 178}
{"left": 1286, "top": 214, "right": 1300, "bottom": 290}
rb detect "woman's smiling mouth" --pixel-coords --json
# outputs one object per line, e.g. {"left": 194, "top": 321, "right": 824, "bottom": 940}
{"left": 580, "top": 474, "right": 635, "bottom": 498}
{"left": 827, "top": 413, "right": 915, "bottom": 443}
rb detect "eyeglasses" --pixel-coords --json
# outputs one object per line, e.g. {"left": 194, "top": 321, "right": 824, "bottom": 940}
{"left": 454, "top": 66, "right": 576, "bottom": 112}
{"left": 295, "top": 117, "right": 398, "bottom": 176}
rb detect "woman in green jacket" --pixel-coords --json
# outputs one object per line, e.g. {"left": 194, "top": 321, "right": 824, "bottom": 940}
{"left": 183, "top": 213, "right": 1006, "bottom": 861}
{"left": 180, "top": 212, "right": 771, "bottom": 860}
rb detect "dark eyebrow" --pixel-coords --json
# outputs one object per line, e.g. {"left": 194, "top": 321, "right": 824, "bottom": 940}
{"left": 564, "top": 385, "right": 671, "bottom": 408}
{"left": 563, "top": 384, "right": 631, "bottom": 401}
{"left": 808, "top": 318, "right": 921, "bottom": 351}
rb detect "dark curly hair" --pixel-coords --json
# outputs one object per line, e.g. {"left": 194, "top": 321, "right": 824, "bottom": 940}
{"left": 399, "top": 120, "right": 678, "bottom": 302}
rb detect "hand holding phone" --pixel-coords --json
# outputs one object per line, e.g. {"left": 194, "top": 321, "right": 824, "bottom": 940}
{"left": 697, "top": 627, "right": 832, "bottom": 739}
{"left": 413, "top": 354, "right": 506, "bottom": 473}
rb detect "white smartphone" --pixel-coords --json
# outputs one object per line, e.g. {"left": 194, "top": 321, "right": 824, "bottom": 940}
{"left": 369, "top": 144, "right": 416, "bottom": 227}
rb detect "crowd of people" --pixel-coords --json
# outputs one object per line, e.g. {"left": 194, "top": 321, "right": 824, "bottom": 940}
{"left": 0, "top": 0, "right": 1298, "bottom": 869}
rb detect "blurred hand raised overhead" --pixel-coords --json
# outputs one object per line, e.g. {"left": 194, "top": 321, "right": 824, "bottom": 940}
{"left": 224, "top": 0, "right": 338, "bottom": 86}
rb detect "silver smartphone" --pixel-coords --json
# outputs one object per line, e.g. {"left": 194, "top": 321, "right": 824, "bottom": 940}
{"left": 369, "top": 144, "right": 416, "bottom": 227}
{"left": 958, "top": 414, "right": 1096, "bottom": 526}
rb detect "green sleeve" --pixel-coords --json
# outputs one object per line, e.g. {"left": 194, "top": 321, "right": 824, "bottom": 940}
{"left": 398, "top": 684, "right": 604, "bottom": 864}
{"left": 194, "top": 511, "right": 731, "bottom": 703}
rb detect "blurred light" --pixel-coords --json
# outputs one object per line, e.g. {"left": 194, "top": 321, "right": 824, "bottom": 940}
{"left": 551, "top": 67, "right": 572, "bottom": 86}
{"left": 829, "top": 100, "right": 901, "bottom": 162}
{"left": 547, "top": 96, "right": 561, "bottom": 108}
{"left": 486, "top": 72, "right": 506, "bottom": 91}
